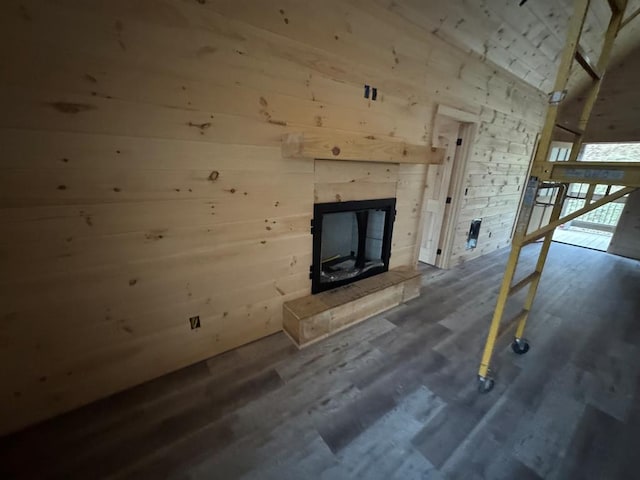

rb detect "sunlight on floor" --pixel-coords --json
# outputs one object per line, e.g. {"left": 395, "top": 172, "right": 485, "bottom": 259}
{"left": 553, "top": 226, "right": 612, "bottom": 251}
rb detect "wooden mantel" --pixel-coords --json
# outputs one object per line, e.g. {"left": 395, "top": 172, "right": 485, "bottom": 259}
{"left": 282, "top": 132, "right": 445, "bottom": 164}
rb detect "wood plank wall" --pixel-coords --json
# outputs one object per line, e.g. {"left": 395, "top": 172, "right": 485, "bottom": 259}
{"left": 313, "top": 160, "right": 423, "bottom": 268}
{"left": 0, "top": 0, "right": 545, "bottom": 434}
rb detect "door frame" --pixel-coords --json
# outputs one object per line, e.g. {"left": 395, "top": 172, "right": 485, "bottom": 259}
{"left": 426, "top": 105, "right": 479, "bottom": 269}
{"left": 417, "top": 115, "right": 461, "bottom": 265}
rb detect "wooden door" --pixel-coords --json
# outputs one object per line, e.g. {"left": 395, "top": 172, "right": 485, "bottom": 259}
{"left": 419, "top": 116, "right": 461, "bottom": 265}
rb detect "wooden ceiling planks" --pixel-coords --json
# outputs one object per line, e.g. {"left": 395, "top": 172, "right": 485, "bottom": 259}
{"left": 557, "top": 0, "right": 640, "bottom": 142}
{"left": 384, "top": 0, "right": 640, "bottom": 141}
{"left": 558, "top": 43, "right": 640, "bottom": 142}
{"left": 386, "top": 0, "right": 640, "bottom": 95}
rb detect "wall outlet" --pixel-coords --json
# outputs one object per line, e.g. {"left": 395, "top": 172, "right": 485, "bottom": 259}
{"left": 189, "top": 315, "right": 201, "bottom": 329}
{"left": 466, "top": 219, "right": 482, "bottom": 250}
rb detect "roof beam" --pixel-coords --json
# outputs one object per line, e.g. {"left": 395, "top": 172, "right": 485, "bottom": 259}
{"left": 621, "top": 6, "right": 640, "bottom": 29}
{"left": 575, "top": 44, "right": 601, "bottom": 79}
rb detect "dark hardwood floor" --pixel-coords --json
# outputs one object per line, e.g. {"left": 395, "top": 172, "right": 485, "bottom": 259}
{"left": 1, "top": 242, "right": 639, "bottom": 479}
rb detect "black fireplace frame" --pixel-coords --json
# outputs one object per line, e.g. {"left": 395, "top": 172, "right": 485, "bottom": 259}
{"left": 311, "top": 198, "right": 396, "bottom": 294}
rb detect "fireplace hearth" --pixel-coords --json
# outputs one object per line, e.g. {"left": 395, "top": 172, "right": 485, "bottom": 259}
{"left": 311, "top": 198, "right": 396, "bottom": 294}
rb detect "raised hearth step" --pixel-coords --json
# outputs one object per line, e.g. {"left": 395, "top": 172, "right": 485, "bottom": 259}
{"left": 283, "top": 267, "right": 421, "bottom": 348}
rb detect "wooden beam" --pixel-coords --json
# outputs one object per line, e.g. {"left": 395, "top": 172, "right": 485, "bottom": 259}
{"left": 554, "top": 123, "right": 584, "bottom": 137}
{"left": 282, "top": 132, "right": 445, "bottom": 165}
{"left": 283, "top": 267, "right": 421, "bottom": 348}
{"left": 547, "top": 161, "right": 640, "bottom": 187}
{"left": 575, "top": 44, "right": 601, "bottom": 80}
{"left": 621, "top": 6, "right": 640, "bottom": 29}
{"left": 436, "top": 104, "right": 480, "bottom": 124}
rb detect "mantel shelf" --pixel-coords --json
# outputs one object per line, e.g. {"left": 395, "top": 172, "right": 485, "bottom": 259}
{"left": 282, "top": 132, "right": 445, "bottom": 165}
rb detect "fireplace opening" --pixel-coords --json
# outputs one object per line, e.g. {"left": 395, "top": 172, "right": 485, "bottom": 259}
{"left": 311, "top": 198, "right": 396, "bottom": 294}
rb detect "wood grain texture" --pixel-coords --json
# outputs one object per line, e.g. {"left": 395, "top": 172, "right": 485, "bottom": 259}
{"left": 382, "top": 0, "right": 640, "bottom": 95}
{"left": 283, "top": 267, "right": 421, "bottom": 347}
{"left": 282, "top": 132, "right": 445, "bottom": 164}
{"left": 0, "top": 243, "right": 638, "bottom": 480}
{"left": 0, "top": 0, "right": 547, "bottom": 434}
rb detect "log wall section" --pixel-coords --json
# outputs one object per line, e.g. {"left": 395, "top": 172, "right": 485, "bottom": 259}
{"left": 0, "top": 0, "right": 545, "bottom": 434}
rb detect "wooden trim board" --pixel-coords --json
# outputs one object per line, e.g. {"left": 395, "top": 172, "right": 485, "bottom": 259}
{"left": 282, "top": 132, "right": 445, "bottom": 165}
{"left": 436, "top": 104, "right": 481, "bottom": 124}
{"left": 433, "top": 104, "right": 480, "bottom": 269}
{"left": 283, "top": 267, "right": 421, "bottom": 348}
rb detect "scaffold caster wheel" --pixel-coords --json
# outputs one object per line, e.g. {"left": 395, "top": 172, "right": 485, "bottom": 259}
{"left": 477, "top": 376, "right": 495, "bottom": 394}
{"left": 511, "top": 339, "right": 530, "bottom": 355}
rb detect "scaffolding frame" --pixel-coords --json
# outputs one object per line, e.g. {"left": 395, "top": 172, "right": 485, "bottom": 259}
{"left": 477, "top": 0, "right": 640, "bottom": 392}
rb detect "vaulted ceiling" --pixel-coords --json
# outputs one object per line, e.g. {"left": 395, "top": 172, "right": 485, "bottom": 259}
{"left": 387, "top": 0, "right": 640, "bottom": 141}
{"left": 558, "top": 41, "right": 640, "bottom": 142}
{"left": 389, "top": 0, "right": 640, "bottom": 92}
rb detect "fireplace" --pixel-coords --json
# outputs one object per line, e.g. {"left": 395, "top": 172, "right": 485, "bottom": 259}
{"left": 311, "top": 198, "right": 396, "bottom": 294}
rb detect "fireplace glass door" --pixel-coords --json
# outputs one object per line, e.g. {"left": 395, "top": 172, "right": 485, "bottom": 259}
{"left": 311, "top": 198, "right": 395, "bottom": 293}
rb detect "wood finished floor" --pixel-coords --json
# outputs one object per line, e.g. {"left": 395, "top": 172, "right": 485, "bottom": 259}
{"left": 1, "top": 243, "right": 639, "bottom": 480}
